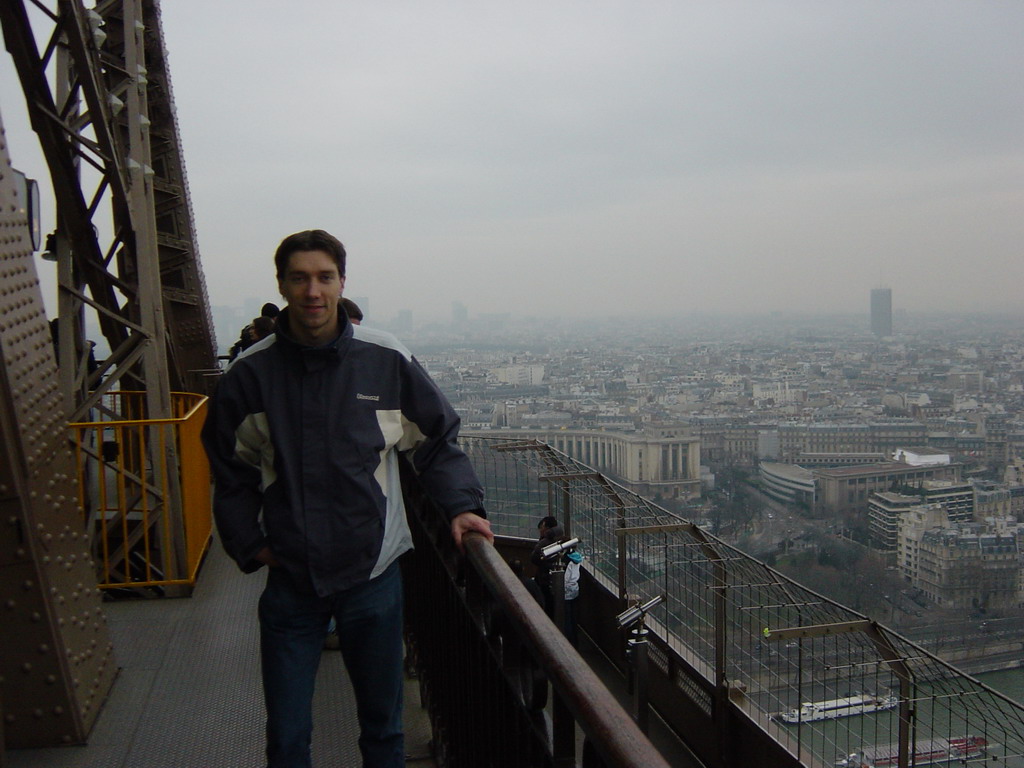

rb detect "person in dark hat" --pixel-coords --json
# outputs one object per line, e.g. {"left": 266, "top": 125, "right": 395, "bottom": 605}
{"left": 228, "top": 304, "right": 280, "bottom": 361}
{"left": 341, "top": 297, "right": 363, "bottom": 325}
{"left": 530, "top": 516, "right": 563, "bottom": 615}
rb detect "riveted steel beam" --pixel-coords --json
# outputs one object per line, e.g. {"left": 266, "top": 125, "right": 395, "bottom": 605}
{"left": 0, "top": 110, "right": 116, "bottom": 748}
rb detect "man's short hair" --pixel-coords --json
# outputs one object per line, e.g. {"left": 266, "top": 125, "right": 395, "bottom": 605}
{"left": 539, "top": 516, "right": 558, "bottom": 530}
{"left": 274, "top": 230, "right": 346, "bottom": 280}
{"left": 341, "top": 297, "right": 363, "bottom": 322}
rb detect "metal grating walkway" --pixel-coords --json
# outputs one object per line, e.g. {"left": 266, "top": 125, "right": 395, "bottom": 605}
{"left": 6, "top": 538, "right": 435, "bottom": 768}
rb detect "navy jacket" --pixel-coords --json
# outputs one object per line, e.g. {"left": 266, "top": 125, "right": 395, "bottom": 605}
{"left": 202, "top": 308, "right": 484, "bottom": 596}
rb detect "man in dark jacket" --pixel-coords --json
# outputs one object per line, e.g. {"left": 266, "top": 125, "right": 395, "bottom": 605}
{"left": 202, "top": 229, "right": 492, "bottom": 768}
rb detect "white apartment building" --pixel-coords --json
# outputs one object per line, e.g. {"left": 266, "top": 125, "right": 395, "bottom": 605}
{"left": 491, "top": 364, "right": 545, "bottom": 386}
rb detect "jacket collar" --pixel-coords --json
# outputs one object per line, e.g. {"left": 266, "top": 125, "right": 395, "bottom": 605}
{"left": 274, "top": 305, "right": 353, "bottom": 359}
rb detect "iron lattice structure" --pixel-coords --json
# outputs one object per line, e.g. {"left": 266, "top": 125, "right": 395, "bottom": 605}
{"left": 1, "top": 0, "right": 218, "bottom": 421}
{"left": 0, "top": 7, "right": 219, "bottom": 746}
{"left": 1, "top": 0, "right": 219, "bottom": 583}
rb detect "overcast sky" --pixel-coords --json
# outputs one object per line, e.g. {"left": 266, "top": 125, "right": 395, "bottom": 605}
{"left": 2, "top": 1, "right": 1022, "bottom": 323}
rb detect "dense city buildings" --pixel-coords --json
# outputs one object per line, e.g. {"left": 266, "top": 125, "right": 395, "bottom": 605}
{"left": 897, "top": 505, "right": 1022, "bottom": 612}
{"left": 869, "top": 491, "right": 922, "bottom": 555}
{"left": 759, "top": 462, "right": 815, "bottom": 507}
{"left": 211, "top": 305, "right": 1024, "bottom": 614}
{"left": 813, "top": 462, "right": 963, "bottom": 519}
{"left": 869, "top": 480, "right": 974, "bottom": 558}
{"left": 474, "top": 427, "right": 702, "bottom": 501}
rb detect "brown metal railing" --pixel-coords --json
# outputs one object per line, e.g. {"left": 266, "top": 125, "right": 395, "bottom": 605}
{"left": 68, "top": 391, "right": 211, "bottom": 591}
{"left": 403, "top": 471, "right": 672, "bottom": 768}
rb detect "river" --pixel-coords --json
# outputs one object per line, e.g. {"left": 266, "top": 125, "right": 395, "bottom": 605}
{"left": 978, "top": 667, "right": 1024, "bottom": 705}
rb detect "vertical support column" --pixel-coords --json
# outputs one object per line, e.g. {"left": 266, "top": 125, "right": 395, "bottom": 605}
{"left": 53, "top": 41, "right": 81, "bottom": 412}
{"left": 54, "top": 233, "right": 78, "bottom": 406}
{"left": 120, "top": 1, "right": 187, "bottom": 585}
{"left": 561, "top": 484, "right": 572, "bottom": 540}
{"left": 862, "top": 622, "right": 915, "bottom": 768}
{"left": 550, "top": 562, "right": 574, "bottom": 767}
{"left": 122, "top": 0, "right": 170, "bottom": 420}
{"left": 629, "top": 625, "right": 650, "bottom": 733}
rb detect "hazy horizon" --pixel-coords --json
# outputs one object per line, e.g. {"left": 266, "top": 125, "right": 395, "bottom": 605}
{"left": 1, "top": 2, "right": 1021, "bottom": 323}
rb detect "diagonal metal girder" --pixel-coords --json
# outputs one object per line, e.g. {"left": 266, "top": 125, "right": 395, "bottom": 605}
{"left": 0, "top": 0, "right": 217, "bottom": 417}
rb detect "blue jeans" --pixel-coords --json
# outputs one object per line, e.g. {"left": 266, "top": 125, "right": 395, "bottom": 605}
{"left": 258, "top": 561, "right": 405, "bottom": 768}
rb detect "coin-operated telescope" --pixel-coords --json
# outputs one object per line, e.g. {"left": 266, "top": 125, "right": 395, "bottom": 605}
{"left": 615, "top": 594, "right": 664, "bottom": 734}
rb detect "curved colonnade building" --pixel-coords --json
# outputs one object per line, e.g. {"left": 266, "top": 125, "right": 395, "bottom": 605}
{"left": 467, "top": 428, "right": 701, "bottom": 501}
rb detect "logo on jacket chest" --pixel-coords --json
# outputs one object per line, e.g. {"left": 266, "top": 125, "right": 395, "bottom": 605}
{"left": 357, "top": 393, "right": 380, "bottom": 402}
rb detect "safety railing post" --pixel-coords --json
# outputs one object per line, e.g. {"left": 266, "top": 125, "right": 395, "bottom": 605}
{"left": 628, "top": 625, "right": 651, "bottom": 734}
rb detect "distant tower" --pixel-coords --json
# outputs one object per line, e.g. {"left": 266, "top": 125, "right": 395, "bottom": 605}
{"left": 871, "top": 288, "right": 893, "bottom": 337}
{"left": 452, "top": 301, "right": 468, "bottom": 328}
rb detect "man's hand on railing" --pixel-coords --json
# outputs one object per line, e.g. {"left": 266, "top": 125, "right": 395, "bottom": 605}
{"left": 450, "top": 510, "right": 494, "bottom": 552}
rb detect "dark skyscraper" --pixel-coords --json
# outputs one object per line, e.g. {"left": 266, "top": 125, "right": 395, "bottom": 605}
{"left": 451, "top": 301, "right": 468, "bottom": 328}
{"left": 871, "top": 288, "right": 893, "bottom": 336}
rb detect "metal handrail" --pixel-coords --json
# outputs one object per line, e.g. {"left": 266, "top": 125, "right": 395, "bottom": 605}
{"left": 402, "top": 459, "right": 675, "bottom": 768}
{"left": 463, "top": 531, "right": 673, "bottom": 768}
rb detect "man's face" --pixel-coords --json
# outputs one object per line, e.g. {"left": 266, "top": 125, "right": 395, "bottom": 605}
{"left": 278, "top": 249, "right": 345, "bottom": 345}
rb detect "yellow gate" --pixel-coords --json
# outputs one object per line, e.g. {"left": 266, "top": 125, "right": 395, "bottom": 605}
{"left": 69, "top": 392, "right": 211, "bottom": 592}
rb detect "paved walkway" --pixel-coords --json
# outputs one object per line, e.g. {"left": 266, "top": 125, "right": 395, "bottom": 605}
{"left": 6, "top": 538, "right": 701, "bottom": 767}
{"left": 6, "top": 540, "right": 433, "bottom": 768}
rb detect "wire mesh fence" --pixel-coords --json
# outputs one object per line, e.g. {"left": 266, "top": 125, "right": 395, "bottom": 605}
{"left": 463, "top": 435, "right": 1024, "bottom": 768}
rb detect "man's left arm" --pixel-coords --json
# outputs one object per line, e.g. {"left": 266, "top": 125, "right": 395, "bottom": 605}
{"left": 399, "top": 356, "right": 494, "bottom": 546}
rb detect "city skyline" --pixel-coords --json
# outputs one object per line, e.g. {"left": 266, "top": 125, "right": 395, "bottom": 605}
{"left": 211, "top": 290, "right": 1020, "bottom": 330}
{"left": 1, "top": 2, "right": 1022, "bottom": 322}
{"left": 205, "top": 293, "right": 1022, "bottom": 359}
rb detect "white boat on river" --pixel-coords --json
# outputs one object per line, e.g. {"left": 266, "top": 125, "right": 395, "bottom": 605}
{"left": 777, "top": 693, "right": 898, "bottom": 724}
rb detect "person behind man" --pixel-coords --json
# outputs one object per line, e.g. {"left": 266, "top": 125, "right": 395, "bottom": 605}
{"left": 563, "top": 550, "right": 583, "bottom": 647}
{"left": 202, "top": 229, "right": 493, "bottom": 768}
{"left": 251, "top": 315, "right": 275, "bottom": 342}
{"left": 509, "top": 558, "right": 544, "bottom": 607}
{"left": 228, "top": 302, "right": 280, "bottom": 361}
{"left": 259, "top": 301, "right": 280, "bottom": 321}
{"left": 341, "top": 296, "right": 363, "bottom": 325}
{"left": 530, "top": 516, "right": 563, "bottom": 615}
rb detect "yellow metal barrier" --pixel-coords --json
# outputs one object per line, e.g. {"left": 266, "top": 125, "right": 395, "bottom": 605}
{"left": 68, "top": 392, "right": 212, "bottom": 591}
